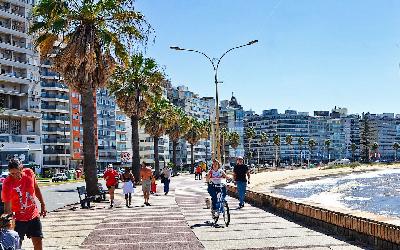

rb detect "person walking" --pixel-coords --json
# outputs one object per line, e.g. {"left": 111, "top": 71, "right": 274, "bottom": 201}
{"left": 195, "top": 165, "right": 202, "bottom": 180}
{"left": 233, "top": 156, "right": 250, "bottom": 208}
{"left": 161, "top": 165, "right": 172, "bottom": 195}
{"left": 103, "top": 164, "right": 119, "bottom": 208}
{"left": 2, "top": 159, "right": 46, "bottom": 250}
{"left": 140, "top": 162, "right": 152, "bottom": 206}
{"left": 121, "top": 167, "right": 135, "bottom": 207}
{"left": 150, "top": 174, "right": 157, "bottom": 195}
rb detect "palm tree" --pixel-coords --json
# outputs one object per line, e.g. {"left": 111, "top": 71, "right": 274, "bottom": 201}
{"left": 109, "top": 54, "right": 165, "bottom": 181}
{"left": 220, "top": 127, "right": 229, "bottom": 165}
{"left": 141, "top": 98, "right": 172, "bottom": 175}
{"left": 260, "top": 132, "right": 268, "bottom": 164}
{"left": 184, "top": 118, "right": 208, "bottom": 174}
{"left": 371, "top": 142, "right": 379, "bottom": 161}
{"left": 245, "top": 127, "right": 256, "bottom": 164}
{"left": 229, "top": 132, "right": 240, "bottom": 157}
{"left": 166, "top": 107, "right": 191, "bottom": 173}
{"left": 30, "top": 0, "right": 150, "bottom": 195}
{"left": 285, "top": 135, "right": 293, "bottom": 165}
{"left": 351, "top": 143, "right": 357, "bottom": 162}
{"left": 308, "top": 139, "right": 317, "bottom": 165}
{"left": 393, "top": 142, "right": 400, "bottom": 162}
{"left": 273, "top": 134, "right": 281, "bottom": 169}
{"left": 324, "top": 139, "right": 331, "bottom": 163}
{"left": 298, "top": 137, "right": 304, "bottom": 165}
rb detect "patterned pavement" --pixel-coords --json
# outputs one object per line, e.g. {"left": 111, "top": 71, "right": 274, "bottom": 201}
{"left": 21, "top": 175, "right": 368, "bottom": 250}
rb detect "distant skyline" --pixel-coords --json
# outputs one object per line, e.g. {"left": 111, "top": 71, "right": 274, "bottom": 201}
{"left": 136, "top": 0, "right": 400, "bottom": 115}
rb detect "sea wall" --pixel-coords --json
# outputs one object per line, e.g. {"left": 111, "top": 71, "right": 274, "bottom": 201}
{"left": 227, "top": 185, "right": 400, "bottom": 249}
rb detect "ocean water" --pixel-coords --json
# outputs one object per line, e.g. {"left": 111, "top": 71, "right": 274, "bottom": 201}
{"left": 273, "top": 169, "right": 400, "bottom": 218}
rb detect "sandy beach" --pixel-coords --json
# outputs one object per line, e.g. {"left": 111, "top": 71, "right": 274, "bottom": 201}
{"left": 245, "top": 163, "right": 400, "bottom": 226}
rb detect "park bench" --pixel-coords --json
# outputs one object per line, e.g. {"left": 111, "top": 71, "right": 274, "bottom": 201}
{"left": 96, "top": 183, "right": 108, "bottom": 201}
{"left": 76, "top": 186, "right": 94, "bottom": 209}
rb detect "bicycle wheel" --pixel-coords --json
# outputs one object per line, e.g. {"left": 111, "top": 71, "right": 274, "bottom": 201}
{"left": 223, "top": 201, "right": 230, "bottom": 227}
{"left": 213, "top": 210, "right": 219, "bottom": 224}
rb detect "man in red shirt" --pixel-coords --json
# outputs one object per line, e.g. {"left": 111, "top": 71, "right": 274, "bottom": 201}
{"left": 103, "top": 164, "right": 119, "bottom": 208}
{"left": 2, "top": 158, "right": 46, "bottom": 250}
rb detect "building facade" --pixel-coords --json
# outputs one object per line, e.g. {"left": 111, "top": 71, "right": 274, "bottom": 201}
{"left": 40, "top": 55, "right": 71, "bottom": 174}
{"left": 167, "top": 85, "right": 213, "bottom": 166}
{"left": 0, "top": 0, "right": 42, "bottom": 171}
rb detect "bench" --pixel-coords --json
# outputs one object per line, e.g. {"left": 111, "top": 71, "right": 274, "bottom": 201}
{"left": 77, "top": 186, "right": 94, "bottom": 209}
{"left": 96, "top": 183, "right": 108, "bottom": 201}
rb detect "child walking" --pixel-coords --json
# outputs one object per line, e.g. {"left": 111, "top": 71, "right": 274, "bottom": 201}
{"left": 0, "top": 213, "right": 21, "bottom": 250}
{"left": 121, "top": 168, "right": 135, "bottom": 207}
{"left": 150, "top": 174, "right": 157, "bottom": 194}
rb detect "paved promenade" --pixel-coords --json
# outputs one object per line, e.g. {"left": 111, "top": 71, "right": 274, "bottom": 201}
{"left": 22, "top": 175, "right": 365, "bottom": 249}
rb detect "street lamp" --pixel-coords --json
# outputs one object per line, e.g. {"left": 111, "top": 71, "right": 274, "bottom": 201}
{"left": 170, "top": 40, "right": 258, "bottom": 164}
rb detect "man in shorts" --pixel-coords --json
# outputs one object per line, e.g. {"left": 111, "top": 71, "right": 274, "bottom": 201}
{"left": 140, "top": 162, "right": 152, "bottom": 206}
{"left": 103, "top": 164, "right": 119, "bottom": 208}
{"left": 2, "top": 159, "right": 46, "bottom": 249}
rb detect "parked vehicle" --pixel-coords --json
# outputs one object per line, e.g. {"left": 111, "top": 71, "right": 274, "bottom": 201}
{"left": 52, "top": 173, "right": 68, "bottom": 182}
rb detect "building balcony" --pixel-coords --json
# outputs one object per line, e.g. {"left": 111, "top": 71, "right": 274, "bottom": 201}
{"left": 41, "top": 82, "right": 68, "bottom": 90}
{"left": 43, "top": 149, "right": 70, "bottom": 155}
{"left": 42, "top": 127, "right": 70, "bottom": 132}
{"left": 1, "top": 108, "right": 40, "bottom": 119}
{"left": 0, "top": 8, "right": 25, "bottom": 23}
{"left": 41, "top": 93, "right": 69, "bottom": 102}
{"left": 42, "top": 115, "right": 69, "bottom": 121}
{"left": 0, "top": 72, "right": 31, "bottom": 85}
{"left": 0, "top": 134, "right": 41, "bottom": 151}
{"left": 42, "top": 138, "right": 69, "bottom": 144}
{"left": 41, "top": 104, "right": 69, "bottom": 111}
{"left": 0, "top": 56, "right": 34, "bottom": 70}
{"left": 0, "top": 23, "right": 26, "bottom": 37}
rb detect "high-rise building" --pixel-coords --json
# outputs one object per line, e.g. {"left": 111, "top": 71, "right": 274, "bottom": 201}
{"left": 220, "top": 95, "right": 245, "bottom": 164}
{"left": 0, "top": 0, "right": 42, "bottom": 171}
{"left": 70, "top": 88, "right": 132, "bottom": 170}
{"left": 167, "top": 85, "right": 213, "bottom": 166}
{"left": 40, "top": 57, "right": 70, "bottom": 175}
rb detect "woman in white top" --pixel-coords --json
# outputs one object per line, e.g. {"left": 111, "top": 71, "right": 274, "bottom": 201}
{"left": 206, "top": 159, "right": 228, "bottom": 212}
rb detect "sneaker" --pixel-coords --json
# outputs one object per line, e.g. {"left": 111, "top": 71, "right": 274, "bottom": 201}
{"left": 165, "top": 192, "right": 168, "bottom": 195}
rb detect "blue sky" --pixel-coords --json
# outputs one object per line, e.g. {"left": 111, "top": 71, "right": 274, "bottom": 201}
{"left": 135, "top": 0, "right": 400, "bottom": 115}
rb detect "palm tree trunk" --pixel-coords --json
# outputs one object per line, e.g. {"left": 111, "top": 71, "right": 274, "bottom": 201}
{"left": 275, "top": 145, "right": 278, "bottom": 170}
{"left": 172, "top": 140, "right": 177, "bottom": 170}
{"left": 81, "top": 86, "right": 99, "bottom": 196}
{"left": 191, "top": 143, "right": 194, "bottom": 174}
{"left": 300, "top": 147, "right": 302, "bottom": 165}
{"left": 153, "top": 136, "right": 160, "bottom": 176}
{"left": 131, "top": 115, "right": 140, "bottom": 182}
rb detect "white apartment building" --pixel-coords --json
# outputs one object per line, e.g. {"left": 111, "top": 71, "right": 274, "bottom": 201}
{"left": 0, "top": 0, "right": 42, "bottom": 171}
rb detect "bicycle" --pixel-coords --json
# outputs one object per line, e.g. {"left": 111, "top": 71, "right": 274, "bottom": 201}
{"left": 210, "top": 183, "right": 230, "bottom": 227}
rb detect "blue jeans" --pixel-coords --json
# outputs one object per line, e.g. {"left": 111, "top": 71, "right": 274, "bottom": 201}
{"left": 237, "top": 181, "right": 247, "bottom": 205}
{"left": 207, "top": 184, "right": 226, "bottom": 210}
{"left": 164, "top": 179, "right": 170, "bottom": 193}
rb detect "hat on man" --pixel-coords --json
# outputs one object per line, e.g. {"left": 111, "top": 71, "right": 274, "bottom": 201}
{"left": 236, "top": 156, "right": 244, "bottom": 160}
{"left": 107, "top": 164, "right": 113, "bottom": 168}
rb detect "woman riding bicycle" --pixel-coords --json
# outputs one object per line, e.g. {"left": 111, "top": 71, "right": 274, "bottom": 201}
{"left": 206, "top": 159, "right": 228, "bottom": 214}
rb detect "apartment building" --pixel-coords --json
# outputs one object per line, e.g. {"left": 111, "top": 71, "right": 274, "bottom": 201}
{"left": 40, "top": 57, "right": 71, "bottom": 174}
{"left": 167, "top": 85, "right": 214, "bottom": 166}
{"left": 0, "top": 0, "right": 42, "bottom": 171}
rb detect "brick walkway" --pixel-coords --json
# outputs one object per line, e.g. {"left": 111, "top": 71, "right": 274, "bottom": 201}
{"left": 22, "top": 175, "right": 367, "bottom": 249}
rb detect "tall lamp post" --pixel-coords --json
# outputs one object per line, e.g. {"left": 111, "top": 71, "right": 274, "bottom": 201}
{"left": 170, "top": 40, "right": 258, "bottom": 164}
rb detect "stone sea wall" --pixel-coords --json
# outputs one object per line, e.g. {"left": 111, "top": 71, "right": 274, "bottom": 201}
{"left": 227, "top": 185, "right": 400, "bottom": 249}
